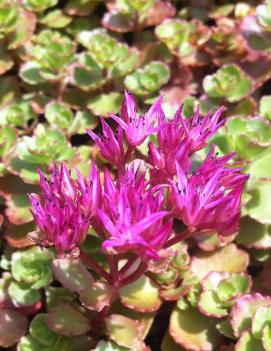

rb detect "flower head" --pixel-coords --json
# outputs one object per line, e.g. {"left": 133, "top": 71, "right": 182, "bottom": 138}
{"left": 169, "top": 148, "right": 248, "bottom": 236}
{"left": 110, "top": 91, "right": 163, "bottom": 147}
{"left": 148, "top": 105, "right": 191, "bottom": 183}
{"left": 29, "top": 162, "right": 101, "bottom": 254}
{"left": 180, "top": 106, "right": 225, "bottom": 153}
{"left": 87, "top": 118, "right": 124, "bottom": 167}
{"left": 148, "top": 105, "right": 225, "bottom": 183}
{"left": 98, "top": 164, "right": 172, "bottom": 260}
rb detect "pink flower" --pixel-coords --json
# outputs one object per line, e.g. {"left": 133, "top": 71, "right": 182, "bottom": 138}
{"left": 87, "top": 119, "right": 124, "bottom": 167}
{"left": 148, "top": 105, "right": 191, "bottom": 183}
{"left": 99, "top": 164, "right": 172, "bottom": 260}
{"left": 180, "top": 106, "right": 225, "bottom": 153}
{"left": 148, "top": 105, "right": 225, "bottom": 183}
{"left": 169, "top": 148, "right": 248, "bottom": 236}
{"left": 29, "top": 162, "right": 101, "bottom": 254}
{"left": 110, "top": 91, "right": 163, "bottom": 146}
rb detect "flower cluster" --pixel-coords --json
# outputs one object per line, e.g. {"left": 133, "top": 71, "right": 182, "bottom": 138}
{"left": 29, "top": 92, "right": 248, "bottom": 268}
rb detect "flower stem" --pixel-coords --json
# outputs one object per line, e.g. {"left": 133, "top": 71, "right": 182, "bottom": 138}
{"left": 108, "top": 255, "right": 119, "bottom": 284}
{"left": 80, "top": 250, "right": 111, "bottom": 282}
{"left": 119, "top": 255, "right": 138, "bottom": 278}
{"left": 119, "top": 260, "right": 147, "bottom": 287}
{"left": 164, "top": 228, "right": 191, "bottom": 248}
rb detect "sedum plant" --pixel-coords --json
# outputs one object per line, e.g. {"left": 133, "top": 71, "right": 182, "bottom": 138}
{"left": 24, "top": 92, "right": 249, "bottom": 350}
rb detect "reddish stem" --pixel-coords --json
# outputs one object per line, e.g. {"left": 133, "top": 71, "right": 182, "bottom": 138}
{"left": 119, "top": 260, "right": 147, "bottom": 287}
{"left": 119, "top": 255, "right": 138, "bottom": 278}
{"left": 80, "top": 251, "right": 111, "bottom": 282}
{"left": 108, "top": 255, "right": 119, "bottom": 284}
{"left": 164, "top": 228, "right": 192, "bottom": 248}
{"left": 124, "top": 144, "right": 135, "bottom": 163}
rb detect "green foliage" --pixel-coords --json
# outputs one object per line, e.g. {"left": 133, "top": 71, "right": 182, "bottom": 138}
{"left": 125, "top": 61, "right": 170, "bottom": 96}
{"left": 11, "top": 246, "right": 53, "bottom": 289}
{"left": 203, "top": 64, "right": 253, "bottom": 102}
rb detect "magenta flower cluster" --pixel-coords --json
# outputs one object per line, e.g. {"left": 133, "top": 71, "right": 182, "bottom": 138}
{"left": 29, "top": 91, "right": 248, "bottom": 262}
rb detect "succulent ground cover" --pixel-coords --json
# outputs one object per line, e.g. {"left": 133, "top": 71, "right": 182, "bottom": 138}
{"left": 2, "top": 1, "right": 271, "bottom": 350}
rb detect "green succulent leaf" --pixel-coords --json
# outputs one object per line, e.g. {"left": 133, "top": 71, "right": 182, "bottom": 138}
{"left": 191, "top": 244, "right": 249, "bottom": 280}
{"left": 203, "top": 64, "right": 253, "bottom": 102}
{"left": 80, "top": 280, "right": 116, "bottom": 312}
{"left": 91, "top": 340, "right": 129, "bottom": 351}
{"left": 125, "top": 61, "right": 170, "bottom": 96}
{"left": 231, "top": 294, "right": 271, "bottom": 338}
{"left": 78, "top": 29, "right": 133, "bottom": 70}
{"left": 68, "top": 110, "right": 98, "bottom": 134}
{"left": 105, "top": 314, "right": 146, "bottom": 351}
{"left": 45, "top": 304, "right": 91, "bottom": 336}
{"left": 45, "top": 101, "right": 73, "bottom": 129}
{"left": 39, "top": 10, "right": 72, "bottom": 29}
{"left": 51, "top": 258, "right": 94, "bottom": 293}
{"left": 0, "top": 40, "right": 13, "bottom": 74}
{"left": 169, "top": 305, "right": 222, "bottom": 350}
{"left": 29, "top": 314, "right": 61, "bottom": 346}
{"left": 19, "top": 61, "right": 47, "bottom": 85}
{"left": 11, "top": 246, "right": 53, "bottom": 289}
{"left": 237, "top": 216, "right": 271, "bottom": 249}
{"left": 235, "top": 331, "right": 264, "bottom": 351}
{"left": 71, "top": 53, "right": 105, "bottom": 92}
{"left": 252, "top": 307, "right": 271, "bottom": 340}
{"left": 64, "top": 0, "right": 100, "bottom": 16}
{"left": 31, "top": 30, "right": 76, "bottom": 73}
{"left": 22, "top": 0, "right": 59, "bottom": 12}
{"left": 45, "top": 287, "right": 76, "bottom": 308}
{"left": 0, "top": 101, "right": 37, "bottom": 128}
{"left": 259, "top": 95, "right": 271, "bottom": 120}
{"left": 0, "top": 309, "right": 28, "bottom": 348}
{"left": 17, "top": 335, "right": 43, "bottom": 351}
{"left": 16, "top": 124, "right": 75, "bottom": 165}
{"left": 263, "top": 324, "right": 271, "bottom": 351}
{"left": 0, "top": 126, "right": 17, "bottom": 158}
{"left": 6, "top": 8, "right": 37, "bottom": 50}
{"left": 8, "top": 280, "right": 41, "bottom": 306}
{"left": 87, "top": 92, "right": 122, "bottom": 116}
{"left": 199, "top": 290, "right": 228, "bottom": 317}
{"left": 119, "top": 274, "right": 162, "bottom": 312}
{"left": 216, "top": 320, "right": 235, "bottom": 339}
{"left": 0, "top": 0, "right": 19, "bottom": 35}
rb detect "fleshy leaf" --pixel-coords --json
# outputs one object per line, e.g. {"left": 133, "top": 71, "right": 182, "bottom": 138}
{"left": 8, "top": 281, "right": 41, "bottom": 306}
{"left": 203, "top": 64, "right": 253, "bottom": 102}
{"left": 199, "top": 290, "right": 228, "bottom": 317}
{"left": 252, "top": 307, "right": 271, "bottom": 339}
{"left": 87, "top": 92, "right": 122, "bottom": 116}
{"left": 91, "top": 340, "right": 130, "bottom": 351}
{"left": 231, "top": 293, "right": 271, "bottom": 337}
{"left": 105, "top": 314, "right": 147, "bottom": 351}
{"left": 79, "top": 281, "right": 116, "bottom": 312}
{"left": 45, "top": 304, "right": 91, "bottom": 336}
{"left": 235, "top": 331, "right": 264, "bottom": 351}
{"left": 119, "top": 275, "right": 162, "bottom": 312}
{"left": 12, "top": 246, "right": 53, "bottom": 290}
{"left": 51, "top": 258, "right": 94, "bottom": 293}
{"left": 0, "top": 309, "right": 28, "bottom": 348}
{"left": 237, "top": 217, "right": 271, "bottom": 249}
{"left": 45, "top": 286, "right": 76, "bottom": 308}
{"left": 170, "top": 305, "right": 222, "bottom": 350}
{"left": 191, "top": 244, "right": 249, "bottom": 280}
{"left": 29, "top": 313, "right": 61, "bottom": 346}
{"left": 259, "top": 95, "right": 271, "bottom": 120}
{"left": 124, "top": 61, "right": 170, "bottom": 96}
{"left": 45, "top": 101, "right": 73, "bottom": 129}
